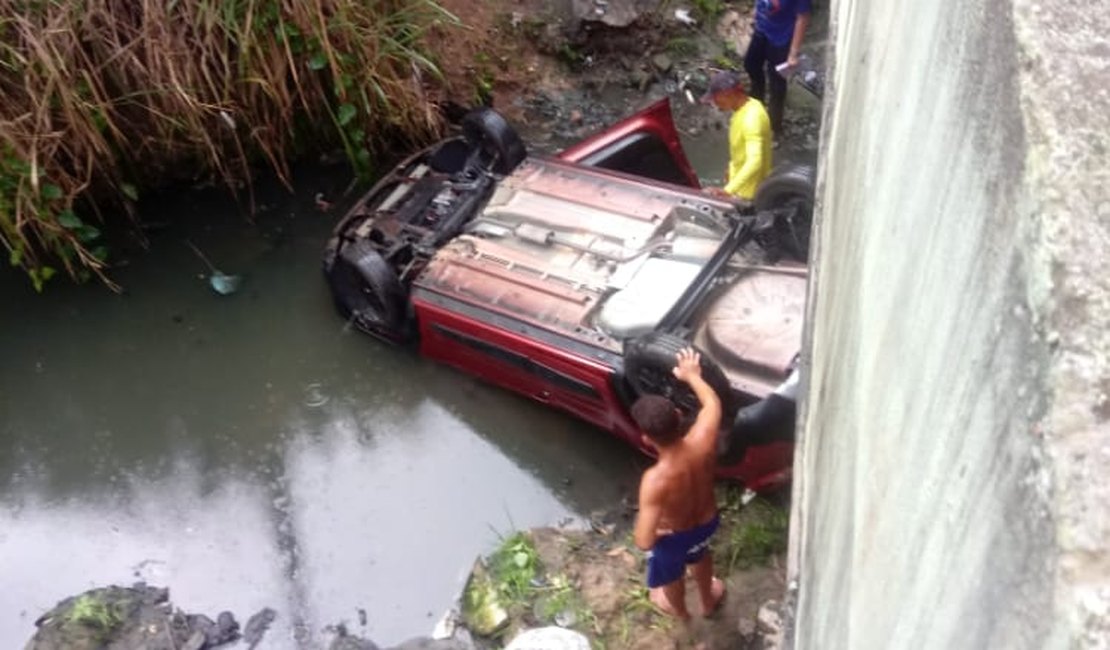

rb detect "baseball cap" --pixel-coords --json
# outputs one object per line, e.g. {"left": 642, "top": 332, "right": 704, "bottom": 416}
{"left": 700, "top": 71, "right": 744, "bottom": 103}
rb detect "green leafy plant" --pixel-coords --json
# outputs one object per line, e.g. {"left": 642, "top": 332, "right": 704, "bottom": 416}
{"left": 489, "top": 532, "right": 541, "bottom": 605}
{"left": 65, "top": 594, "right": 122, "bottom": 632}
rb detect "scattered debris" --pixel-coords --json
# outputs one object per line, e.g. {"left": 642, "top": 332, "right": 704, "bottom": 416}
{"left": 186, "top": 240, "right": 242, "bottom": 296}
{"left": 674, "top": 8, "right": 697, "bottom": 26}
{"left": 24, "top": 584, "right": 244, "bottom": 650}
{"left": 504, "top": 626, "right": 589, "bottom": 650}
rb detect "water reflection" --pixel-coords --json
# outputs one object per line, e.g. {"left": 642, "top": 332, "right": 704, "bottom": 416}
{"left": 0, "top": 165, "right": 642, "bottom": 648}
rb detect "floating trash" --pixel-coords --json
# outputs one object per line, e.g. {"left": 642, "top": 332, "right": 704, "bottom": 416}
{"left": 209, "top": 270, "right": 242, "bottom": 295}
{"left": 187, "top": 240, "right": 242, "bottom": 296}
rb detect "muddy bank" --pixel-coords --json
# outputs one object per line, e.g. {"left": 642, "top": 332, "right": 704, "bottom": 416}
{"left": 452, "top": 489, "right": 790, "bottom": 650}
{"left": 437, "top": 0, "right": 824, "bottom": 164}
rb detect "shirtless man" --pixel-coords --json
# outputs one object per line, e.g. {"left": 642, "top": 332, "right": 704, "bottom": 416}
{"left": 631, "top": 348, "right": 726, "bottom": 620}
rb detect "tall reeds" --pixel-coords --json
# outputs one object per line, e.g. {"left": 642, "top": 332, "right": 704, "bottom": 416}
{"left": 0, "top": 0, "right": 455, "bottom": 289}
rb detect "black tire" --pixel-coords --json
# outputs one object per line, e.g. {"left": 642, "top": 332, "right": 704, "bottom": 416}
{"left": 718, "top": 392, "right": 797, "bottom": 466}
{"left": 622, "top": 332, "right": 735, "bottom": 417}
{"left": 326, "top": 240, "right": 410, "bottom": 342}
{"left": 754, "top": 163, "right": 815, "bottom": 262}
{"left": 462, "top": 108, "right": 527, "bottom": 175}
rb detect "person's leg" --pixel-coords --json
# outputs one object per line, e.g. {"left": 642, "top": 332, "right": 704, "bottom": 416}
{"left": 690, "top": 552, "right": 726, "bottom": 617}
{"left": 766, "top": 41, "right": 791, "bottom": 136}
{"left": 650, "top": 579, "right": 691, "bottom": 620}
{"left": 743, "top": 31, "right": 769, "bottom": 102}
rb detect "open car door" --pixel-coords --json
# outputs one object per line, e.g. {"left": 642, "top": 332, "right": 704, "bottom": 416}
{"left": 557, "top": 98, "right": 701, "bottom": 189}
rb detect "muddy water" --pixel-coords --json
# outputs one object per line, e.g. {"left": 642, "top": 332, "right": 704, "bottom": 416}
{"left": 0, "top": 167, "right": 648, "bottom": 648}
{"left": 0, "top": 67, "right": 822, "bottom": 646}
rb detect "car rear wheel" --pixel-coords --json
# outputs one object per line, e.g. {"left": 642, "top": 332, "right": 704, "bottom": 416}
{"left": 622, "top": 332, "right": 735, "bottom": 417}
{"left": 755, "top": 163, "right": 815, "bottom": 262}
{"left": 462, "top": 108, "right": 527, "bottom": 175}
{"left": 327, "top": 240, "right": 410, "bottom": 343}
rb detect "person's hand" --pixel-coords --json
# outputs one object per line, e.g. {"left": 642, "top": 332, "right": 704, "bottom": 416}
{"left": 787, "top": 53, "right": 800, "bottom": 69}
{"left": 703, "top": 186, "right": 730, "bottom": 199}
{"left": 672, "top": 347, "right": 702, "bottom": 383}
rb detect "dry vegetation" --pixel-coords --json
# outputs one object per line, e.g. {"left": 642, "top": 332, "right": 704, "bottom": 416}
{"left": 0, "top": 0, "right": 458, "bottom": 289}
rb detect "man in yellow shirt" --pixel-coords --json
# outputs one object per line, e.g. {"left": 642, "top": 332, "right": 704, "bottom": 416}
{"left": 701, "top": 72, "right": 772, "bottom": 200}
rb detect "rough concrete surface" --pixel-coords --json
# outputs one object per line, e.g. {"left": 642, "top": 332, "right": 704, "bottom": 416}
{"left": 787, "top": 0, "right": 1108, "bottom": 648}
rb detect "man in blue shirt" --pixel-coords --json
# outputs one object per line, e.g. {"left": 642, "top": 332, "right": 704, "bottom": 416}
{"left": 743, "top": 0, "right": 812, "bottom": 137}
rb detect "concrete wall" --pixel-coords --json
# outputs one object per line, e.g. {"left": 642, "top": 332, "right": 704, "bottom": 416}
{"left": 788, "top": 0, "right": 1109, "bottom": 648}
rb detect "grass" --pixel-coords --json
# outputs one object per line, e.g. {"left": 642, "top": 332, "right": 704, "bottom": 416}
{"left": 713, "top": 486, "right": 790, "bottom": 573}
{"left": 0, "top": 0, "right": 457, "bottom": 290}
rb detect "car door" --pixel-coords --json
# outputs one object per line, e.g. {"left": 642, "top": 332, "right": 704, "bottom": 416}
{"left": 556, "top": 98, "right": 701, "bottom": 188}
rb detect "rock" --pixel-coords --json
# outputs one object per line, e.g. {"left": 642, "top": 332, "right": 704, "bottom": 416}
{"left": 460, "top": 558, "right": 509, "bottom": 637}
{"left": 213, "top": 611, "right": 241, "bottom": 645}
{"left": 331, "top": 633, "right": 382, "bottom": 650}
{"left": 717, "top": 8, "right": 752, "bottom": 56}
{"left": 181, "top": 630, "right": 207, "bottom": 650}
{"left": 570, "top": 0, "right": 663, "bottom": 28}
{"left": 751, "top": 599, "right": 784, "bottom": 650}
{"left": 651, "top": 53, "right": 673, "bottom": 73}
{"left": 242, "top": 607, "right": 277, "bottom": 648}
{"left": 504, "top": 626, "right": 590, "bottom": 650}
{"left": 390, "top": 637, "right": 473, "bottom": 650}
{"left": 24, "top": 584, "right": 239, "bottom": 650}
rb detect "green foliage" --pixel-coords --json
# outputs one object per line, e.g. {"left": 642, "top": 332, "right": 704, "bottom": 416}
{"left": 489, "top": 532, "right": 541, "bottom": 605}
{"left": 714, "top": 487, "right": 790, "bottom": 573}
{"left": 0, "top": 0, "right": 458, "bottom": 288}
{"left": 65, "top": 594, "right": 122, "bottom": 632}
{"left": 691, "top": 0, "right": 727, "bottom": 19}
{"left": 665, "top": 37, "right": 700, "bottom": 58}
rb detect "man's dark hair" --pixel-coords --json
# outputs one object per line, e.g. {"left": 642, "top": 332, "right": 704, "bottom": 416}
{"left": 630, "top": 395, "right": 683, "bottom": 446}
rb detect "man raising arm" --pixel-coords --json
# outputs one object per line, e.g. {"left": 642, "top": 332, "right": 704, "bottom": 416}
{"left": 631, "top": 348, "right": 726, "bottom": 620}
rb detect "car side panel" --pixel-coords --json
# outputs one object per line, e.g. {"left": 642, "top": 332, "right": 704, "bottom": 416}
{"left": 413, "top": 297, "right": 642, "bottom": 446}
{"left": 557, "top": 98, "right": 701, "bottom": 188}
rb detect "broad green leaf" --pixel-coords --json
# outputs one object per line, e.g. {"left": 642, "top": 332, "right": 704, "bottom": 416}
{"left": 40, "top": 266, "right": 56, "bottom": 281}
{"left": 91, "top": 246, "right": 109, "bottom": 262}
{"left": 78, "top": 224, "right": 101, "bottom": 242}
{"left": 308, "top": 53, "right": 327, "bottom": 70}
{"left": 337, "top": 103, "right": 357, "bottom": 126}
{"left": 512, "top": 552, "right": 529, "bottom": 568}
{"left": 42, "top": 183, "right": 63, "bottom": 200}
{"left": 121, "top": 183, "right": 139, "bottom": 201}
{"left": 57, "top": 210, "right": 82, "bottom": 229}
{"left": 9, "top": 247, "right": 22, "bottom": 267}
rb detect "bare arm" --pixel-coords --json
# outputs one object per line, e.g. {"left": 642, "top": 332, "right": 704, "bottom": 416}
{"left": 788, "top": 12, "right": 811, "bottom": 67}
{"left": 633, "top": 472, "right": 665, "bottom": 550}
{"left": 672, "top": 348, "right": 722, "bottom": 456}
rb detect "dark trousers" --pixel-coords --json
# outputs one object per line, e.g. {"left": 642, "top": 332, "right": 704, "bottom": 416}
{"left": 743, "top": 30, "right": 791, "bottom": 135}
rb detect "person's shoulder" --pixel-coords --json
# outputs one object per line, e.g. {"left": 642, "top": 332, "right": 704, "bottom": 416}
{"left": 740, "top": 100, "right": 771, "bottom": 128}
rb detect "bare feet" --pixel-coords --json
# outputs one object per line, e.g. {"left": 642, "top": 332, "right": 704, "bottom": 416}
{"left": 701, "top": 577, "right": 726, "bottom": 618}
{"left": 649, "top": 587, "right": 691, "bottom": 621}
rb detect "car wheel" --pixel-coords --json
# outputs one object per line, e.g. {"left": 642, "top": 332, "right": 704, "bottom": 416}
{"left": 462, "top": 108, "right": 527, "bottom": 175}
{"left": 327, "top": 240, "right": 411, "bottom": 342}
{"left": 622, "top": 332, "right": 735, "bottom": 417}
{"left": 754, "top": 163, "right": 815, "bottom": 262}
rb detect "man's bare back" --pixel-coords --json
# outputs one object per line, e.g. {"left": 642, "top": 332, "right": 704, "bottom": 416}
{"left": 630, "top": 348, "right": 726, "bottom": 620}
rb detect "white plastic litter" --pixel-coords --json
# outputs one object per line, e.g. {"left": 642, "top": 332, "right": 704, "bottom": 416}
{"left": 674, "top": 8, "right": 696, "bottom": 26}
{"left": 505, "top": 627, "right": 590, "bottom": 650}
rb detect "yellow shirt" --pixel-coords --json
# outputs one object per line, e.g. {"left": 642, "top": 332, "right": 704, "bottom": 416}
{"left": 723, "top": 99, "right": 772, "bottom": 199}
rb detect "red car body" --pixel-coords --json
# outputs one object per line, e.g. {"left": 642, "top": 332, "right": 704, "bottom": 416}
{"left": 324, "top": 99, "right": 811, "bottom": 491}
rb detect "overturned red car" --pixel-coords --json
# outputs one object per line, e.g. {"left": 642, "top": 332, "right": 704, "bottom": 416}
{"left": 323, "top": 99, "right": 812, "bottom": 491}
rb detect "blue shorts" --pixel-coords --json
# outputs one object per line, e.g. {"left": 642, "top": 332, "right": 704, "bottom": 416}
{"left": 645, "top": 514, "right": 720, "bottom": 588}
